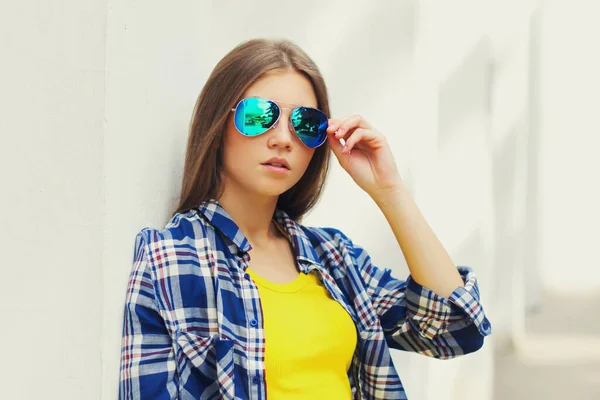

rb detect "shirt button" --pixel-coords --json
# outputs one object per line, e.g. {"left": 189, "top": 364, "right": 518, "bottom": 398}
{"left": 250, "top": 319, "right": 258, "bottom": 327}
{"left": 252, "top": 375, "right": 260, "bottom": 384}
{"left": 244, "top": 273, "right": 251, "bottom": 280}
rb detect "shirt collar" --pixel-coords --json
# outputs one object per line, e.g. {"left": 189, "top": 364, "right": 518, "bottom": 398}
{"left": 194, "top": 198, "right": 321, "bottom": 269}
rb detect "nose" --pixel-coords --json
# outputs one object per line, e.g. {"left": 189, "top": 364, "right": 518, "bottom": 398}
{"left": 268, "top": 108, "right": 295, "bottom": 149}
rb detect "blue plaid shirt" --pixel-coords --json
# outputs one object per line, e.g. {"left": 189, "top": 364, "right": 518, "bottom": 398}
{"left": 119, "top": 198, "right": 492, "bottom": 399}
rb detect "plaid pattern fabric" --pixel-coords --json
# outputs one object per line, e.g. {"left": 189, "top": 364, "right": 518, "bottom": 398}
{"left": 119, "top": 198, "right": 492, "bottom": 399}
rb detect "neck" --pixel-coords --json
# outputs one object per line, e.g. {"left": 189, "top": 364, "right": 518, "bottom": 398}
{"left": 216, "top": 185, "right": 282, "bottom": 248}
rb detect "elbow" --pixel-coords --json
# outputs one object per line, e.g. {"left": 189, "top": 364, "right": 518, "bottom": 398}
{"left": 460, "top": 330, "right": 486, "bottom": 355}
{"left": 433, "top": 323, "right": 487, "bottom": 360}
{"left": 460, "top": 317, "right": 492, "bottom": 355}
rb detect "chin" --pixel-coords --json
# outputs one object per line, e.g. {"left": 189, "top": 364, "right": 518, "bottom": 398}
{"left": 257, "top": 186, "right": 292, "bottom": 197}
{"left": 249, "top": 181, "right": 295, "bottom": 197}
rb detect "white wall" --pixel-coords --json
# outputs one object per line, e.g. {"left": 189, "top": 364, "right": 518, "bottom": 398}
{"left": 8, "top": 0, "right": 580, "bottom": 398}
{"left": 0, "top": 0, "right": 107, "bottom": 398}
{"left": 538, "top": 0, "right": 600, "bottom": 294}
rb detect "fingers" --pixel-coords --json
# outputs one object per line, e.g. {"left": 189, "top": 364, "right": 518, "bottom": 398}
{"left": 326, "top": 115, "right": 351, "bottom": 137}
{"left": 326, "top": 132, "right": 345, "bottom": 155}
{"left": 343, "top": 128, "right": 371, "bottom": 153}
{"left": 327, "top": 114, "right": 375, "bottom": 155}
{"left": 327, "top": 114, "right": 372, "bottom": 140}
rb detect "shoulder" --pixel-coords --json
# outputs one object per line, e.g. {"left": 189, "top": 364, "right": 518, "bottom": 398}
{"left": 130, "top": 210, "right": 225, "bottom": 295}
{"left": 301, "top": 225, "right": 349, "bottom": 244}
{"left": 132, "top": 208, "right": 215, "bottom": 254}
{"left": 297, "top": 224, "right": 360, "bottom": 260}
{"left": 299, "top": 224, "right": 375, "bottom": 269}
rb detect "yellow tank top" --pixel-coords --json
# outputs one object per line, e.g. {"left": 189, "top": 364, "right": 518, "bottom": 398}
{"left": 246, "top": 267, "right": 357, "bottom": 399}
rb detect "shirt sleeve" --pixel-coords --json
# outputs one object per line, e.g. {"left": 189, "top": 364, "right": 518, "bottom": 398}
{"left": 351, "top": 241, "right": 492, "bottom": 360}
{"left": 119, "top": 230, "right": 178, "bottom": 399}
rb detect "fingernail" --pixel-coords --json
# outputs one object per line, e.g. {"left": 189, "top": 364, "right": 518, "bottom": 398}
{"left": 342, "top": 145, "right": 348, "bottom": 153}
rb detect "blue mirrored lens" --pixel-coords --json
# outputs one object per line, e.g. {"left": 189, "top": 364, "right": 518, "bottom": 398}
{"left": 291, "top": 107, "right": 328, "bottom": 148}
{"left": 234, "top": 98, "right": 279, "bottom": 136}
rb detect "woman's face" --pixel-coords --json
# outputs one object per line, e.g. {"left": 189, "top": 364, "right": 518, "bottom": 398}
{"left": 220, "top": 70, "right": 318, "bottom": 199}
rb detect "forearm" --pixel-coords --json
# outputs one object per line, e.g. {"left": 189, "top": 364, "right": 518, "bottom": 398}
{"left": 371, "top": 180, "right": 464, "bottom": 299}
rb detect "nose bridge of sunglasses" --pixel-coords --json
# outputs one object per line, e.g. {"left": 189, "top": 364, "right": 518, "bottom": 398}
{"left": 272, "top": 106, "right": 296, "bottom": 131}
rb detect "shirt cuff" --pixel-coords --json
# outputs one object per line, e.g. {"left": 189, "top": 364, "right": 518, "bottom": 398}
{"left": 405, "top": 266, "right": 492, "bottom": 340}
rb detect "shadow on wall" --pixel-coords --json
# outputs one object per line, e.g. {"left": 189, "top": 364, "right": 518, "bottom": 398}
{"left": 428, "top": 18, "right": 542, "bottom": 396}
{"left": 434, "top": 36, "right": 495, "bottom": 400}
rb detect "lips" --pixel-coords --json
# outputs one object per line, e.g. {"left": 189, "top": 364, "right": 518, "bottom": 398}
{"left": 262, "top": 157, "right": 290, "bottom": 170}
{"left": 264, "top": 162, "right": 287, "bottom": 169}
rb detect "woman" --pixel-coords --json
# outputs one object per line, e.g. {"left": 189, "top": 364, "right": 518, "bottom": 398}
{"left": 119, "top": 38, "right": 492, "bottom": 400}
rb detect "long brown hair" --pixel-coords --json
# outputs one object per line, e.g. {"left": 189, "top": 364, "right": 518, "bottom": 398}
{"left": 172, "top": 38, "right": 332, "bottom": 222}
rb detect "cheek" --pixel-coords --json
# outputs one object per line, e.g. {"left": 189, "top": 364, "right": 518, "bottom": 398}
{"left": 222, "top": 129, "right": 249, "bottom": 171}
{"left": 297, "top": 148, "right": 316, "bottom": 173}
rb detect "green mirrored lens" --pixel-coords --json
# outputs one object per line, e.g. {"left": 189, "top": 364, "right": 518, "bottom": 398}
{"left": 234, "top": 98, "right": 279, "bottom": 136}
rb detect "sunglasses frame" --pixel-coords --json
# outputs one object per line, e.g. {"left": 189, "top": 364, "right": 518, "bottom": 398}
{"left": 230, "top": 96, "right": 328, "bottom": 148}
